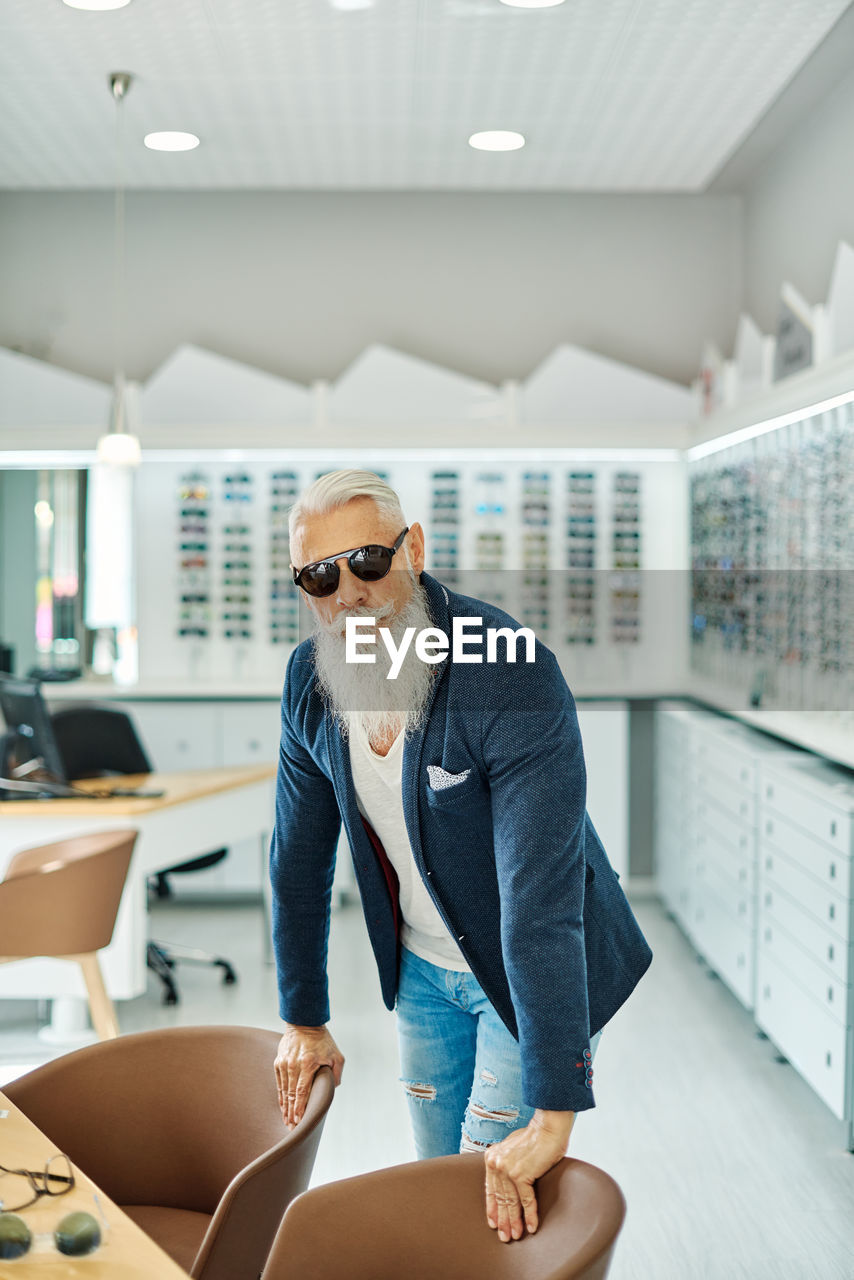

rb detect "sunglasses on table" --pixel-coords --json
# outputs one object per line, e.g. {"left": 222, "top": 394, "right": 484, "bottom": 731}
{"left": 292, "top": 528, "right": 409, "bottom": 598}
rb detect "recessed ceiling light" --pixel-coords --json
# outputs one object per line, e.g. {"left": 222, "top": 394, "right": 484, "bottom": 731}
{"left": 329, "top": 0, "right": 374, "bottom": 9}
{"left": 62, "top": 0, "right": 132, "bottom": 10}
{"left": 498, "top": 0, "right": 565, "bottom": 6}
{"left": 144, "top": 132, "right": 200, "bottom": 152}
{"left": 468, "top": 130, "right": 525, "bottom": 152}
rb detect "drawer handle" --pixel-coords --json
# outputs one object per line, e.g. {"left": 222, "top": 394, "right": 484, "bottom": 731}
{"left": 765, "top": 856, "right": 773, "bottom": 871}
{"left": 767, "top": 785, "right": 774, "bottom": 799}
{"left": 765, "top": 892, "right": 772, "bottom": 908}
{"left": 738, "top": 901, "right": 746, "bottom": 915}
{"left": 828, "top": 987, "right": 834, "bottom": 1003}
{"left": 737, "top": 953, "right": 745, "bottom": 967}
{"left": 829, "top": 903, "right": 836, "bottom": 921}
{"left": 248, "top": 739, "right": 260, "bottom": 751}
{"left": 740, "top": 769, "right": 749, "bottom": 782}
{"left": 828, "top": 944, "right": 835, "bottom": 962}
{"left": 765, "top": 927, "right": 772, "bottom": 942}
{"left": 739, "top": 869, "right": 746, "bottom": 882}
{"left": 829, "top": 862, "right": 836, "bottom": 879}
{"left": 740, "top": 836, "right": 748, "bottom": 850}
{"left": 763, "top": 984, "right": 771, "bottom": 999}
{"left": 766, "top": 820, "right": 773, "bottom": 836}
{"left": 827, "top": 1052, "right": 832, "bottom": 1068}
{"left": 830, "top": 820, "right": 837, "bottom": 838}
{"left": 740, "top": 802, "right": 748, "bottom": 816}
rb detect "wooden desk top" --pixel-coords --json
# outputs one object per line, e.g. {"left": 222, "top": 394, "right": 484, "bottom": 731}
{"left": 0, "top": 1090, "right": 191, "bottom": 1278}
{"left": 0, "top": 764, "right": 276, "bottom": 818}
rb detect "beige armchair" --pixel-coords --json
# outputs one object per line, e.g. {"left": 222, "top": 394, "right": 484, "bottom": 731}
{"left": 0, "top": 828, "right": 137, "bottom": 1039}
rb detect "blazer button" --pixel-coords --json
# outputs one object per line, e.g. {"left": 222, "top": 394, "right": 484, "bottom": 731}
{"left": 585, "top": 1079, "right": 592, "bottom": 1088}
{"left": 583, "top": 1049, "right": 592, "bottom": 1060}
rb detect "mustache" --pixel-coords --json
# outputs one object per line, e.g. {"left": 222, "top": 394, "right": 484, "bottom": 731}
{"left": 315, "top": 599, "right": 397, "bottom": 637}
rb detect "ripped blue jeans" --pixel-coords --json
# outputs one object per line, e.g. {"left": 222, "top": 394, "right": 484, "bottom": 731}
{"left": 395, "top": 946, "right": 602, "bottom": 1158}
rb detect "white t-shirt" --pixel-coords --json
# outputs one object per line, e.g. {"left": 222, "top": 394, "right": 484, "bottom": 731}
{"left": 347, "top": 714, "right": 470, "bottom": 972}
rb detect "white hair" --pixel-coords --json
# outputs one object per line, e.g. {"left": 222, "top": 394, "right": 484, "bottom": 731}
{"left": 288, "top": 469, "right": 406, "bottom": 546}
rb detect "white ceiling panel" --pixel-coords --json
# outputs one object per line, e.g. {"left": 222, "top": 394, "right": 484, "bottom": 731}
{"left": 0, "top": 0, "right": 849, "bottom": 190}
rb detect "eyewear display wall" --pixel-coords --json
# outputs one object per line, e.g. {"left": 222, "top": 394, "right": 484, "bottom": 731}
{"left": 133, "top": 455, "right": 683, "bottom": 688}
{"left": 690, "top": 401, "right": 854, "bottom": 711}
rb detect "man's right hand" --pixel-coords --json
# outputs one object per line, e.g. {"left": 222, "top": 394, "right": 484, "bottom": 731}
{"left": 274, "top": 1024, "right": 345, "bottom": 1129}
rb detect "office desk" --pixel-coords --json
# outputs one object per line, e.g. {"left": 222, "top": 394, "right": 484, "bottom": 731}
{"left": 0, "top": 1089, "right": 191, "bottom": 1278}
{"left": 0, "top": 766, "right": 276, "bottom": 1034}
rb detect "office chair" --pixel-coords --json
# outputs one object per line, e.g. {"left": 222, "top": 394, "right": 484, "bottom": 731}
{"left": 263, "top": 1153, "right": 626, "bottom": 1280}
{"left": 0, "top": 829, "right": 137, "bottom": 1039}
{"left": 50, "top": 703, "right": 235, "bottom": 1005}
{"left": 5, "top": 1027, "right": 336, "bottom": 1280}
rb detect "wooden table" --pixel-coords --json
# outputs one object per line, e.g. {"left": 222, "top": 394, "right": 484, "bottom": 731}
{"left": 0, "top": 1090, "right": 191, "bottom": 1278}
{"left": 0, "top": 766, "right": 276, "bottom": 1037}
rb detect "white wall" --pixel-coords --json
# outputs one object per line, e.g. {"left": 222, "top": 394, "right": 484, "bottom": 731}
{"left": 742, "top": 66, "right": 854, "bottom": 333}
{"left": 0, "top": 191, "right": 741, "bottom": 392}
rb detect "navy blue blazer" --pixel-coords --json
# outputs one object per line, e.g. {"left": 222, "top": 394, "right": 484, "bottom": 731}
{"left": 270, "top": 570, "right": 653, "bottom": 1113}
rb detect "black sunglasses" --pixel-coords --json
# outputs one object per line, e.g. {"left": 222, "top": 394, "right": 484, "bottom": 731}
{"left": 293, "top": 528, "right": 409, "bottom": 598}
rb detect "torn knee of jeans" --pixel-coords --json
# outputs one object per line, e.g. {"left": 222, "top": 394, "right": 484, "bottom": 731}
{"left": 460, "top": 1130, "right": 491, "bottom": 1153}
{"left": 479, "top": 1068, "right": 498, "bottom": 1088}
{"left": 468, "top": 1100, "right": 519, "bottom": 1125}
{"left": 402, "top": 1080, "right": 437, "bottom": 1102}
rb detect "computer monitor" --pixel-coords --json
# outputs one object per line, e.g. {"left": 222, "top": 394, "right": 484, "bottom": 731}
{"left": 0, "top": 674, "right": 67, "bottom": 782}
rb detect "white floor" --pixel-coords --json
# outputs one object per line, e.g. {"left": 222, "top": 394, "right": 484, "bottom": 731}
{"left": 2, "top": 893, "right": 854, "bottom": 1279}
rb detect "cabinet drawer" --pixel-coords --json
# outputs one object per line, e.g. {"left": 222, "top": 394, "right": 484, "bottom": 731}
{"left": 694, "top": 859, "right": 753, "bottom": 924}
{"left": 220, "top": 701, "right": 282, "bottom": 767}
{"left": 759, "top": 844, "right": 851, "bottom": 942}
{"left": 756, "top": 913, "right": 849, "bottom": 1023}
{"left": 758, "top": 889, "right": 852, "bottom": 986}
{"left": 690, "top": 890, "right": 754, "bottom": 1010}
{"left": 695, "top": 798, "right": 753, "bottom": 860}
{"left": 695, "top": 841, "right": 753, "bottom": 902}
{"left": 759, "top": 812, "right": 851, "bottom": 898}
{"left": 127, "top": 702, "right": 220, "bottom": 771}
{"left": 692, "top": 764, "right": 755, "bottom": 826}
{"left": 761, "top": 772, "right": 853, "bottom": 856}
{"left": 692, "top": 734, "right": 756, "bottom": 792}
{"left": 755, "top": 951, "right": 849, "bottom": 1118}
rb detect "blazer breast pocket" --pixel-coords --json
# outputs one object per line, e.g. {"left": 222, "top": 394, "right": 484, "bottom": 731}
{"left": 425, "top": 765, "right": 482, "bottom": 810}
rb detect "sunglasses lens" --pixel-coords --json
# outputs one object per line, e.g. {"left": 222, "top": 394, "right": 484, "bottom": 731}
{"left": 0, "top": 1213, "right": 31, "bottom": 1259}
{"left": 350, "top": 546, "right": 392, "bottom": 582}
{"left": 299, "top": 562, "right": 339, "bottom": 597}
{"left": 55, "top": 1211, "right": 101, "bottom": 1257}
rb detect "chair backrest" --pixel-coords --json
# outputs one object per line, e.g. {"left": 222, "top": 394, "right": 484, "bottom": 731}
{"left": 50, "top": 704, "right": 152, "bottom": 779}
{"left": 4, "top": 1028, "right": 336, "bottom": 1280}
{"left": 262, "top": 1153, "right": 626, "bottom": 1280}
{"left": 0, "top": 829, "right": 137, "bottom": 957}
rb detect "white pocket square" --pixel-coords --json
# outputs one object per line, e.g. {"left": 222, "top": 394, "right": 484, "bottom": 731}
{"left": 427, "top": 765, "right": 471, "bottom": 791}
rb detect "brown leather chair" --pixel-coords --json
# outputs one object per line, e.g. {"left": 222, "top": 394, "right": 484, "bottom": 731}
{"left": 5, "top": 1026, "right": 335, "bottom": 1280}
{"left": 262, "top": 1152, "right": 626, "bottom": 1280}
{"left": 0, "top": 828, "right": 137, "bottom": 1039}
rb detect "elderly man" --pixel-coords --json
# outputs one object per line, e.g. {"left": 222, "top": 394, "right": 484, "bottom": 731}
{"left": 272, "top": 468, "right": 652, "bottom": 1244}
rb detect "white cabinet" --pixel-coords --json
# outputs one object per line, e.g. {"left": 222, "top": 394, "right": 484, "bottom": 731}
{"left": 657, "top": 706, "right": 854, "bottom": 1142}
{"left": 757, "top": 755, "right": 854, "bottom": 1124}
{"left": 576, "top": 701, "right": 629, "bottom": 881}
{"left": 655, "top": 702, "right": 800, "bottom": 1013}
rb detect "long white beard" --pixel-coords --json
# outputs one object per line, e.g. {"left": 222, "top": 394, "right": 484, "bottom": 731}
{"left": 310, "top": 575, "right": 438, "bottom": 742}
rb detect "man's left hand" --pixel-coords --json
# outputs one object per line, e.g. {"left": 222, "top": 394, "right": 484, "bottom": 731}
{"left": 484, "top": 1109, "right": 575, "bottom": 1243}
